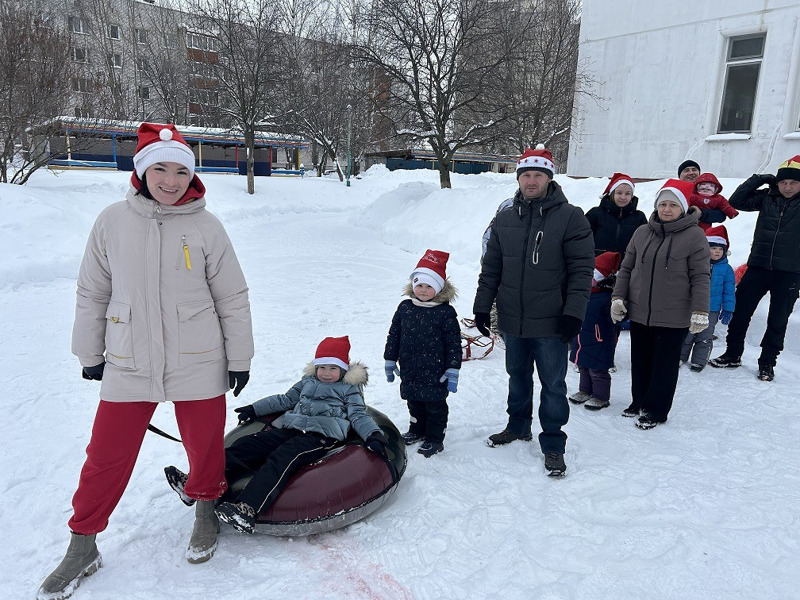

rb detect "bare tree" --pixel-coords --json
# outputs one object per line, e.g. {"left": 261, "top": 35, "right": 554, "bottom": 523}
{"left": 189, "top": 0, "right": 283, "bottom": 193}
{"left": 129, "top": 3, "right": 194, "bottom": 124}
{"left": 357, "top": 0, "right": 511, "bottom": 188}
{"left": 0, "top": 0, "right": 77, "bottom": 183}
{"left": 492, "top": 0, "right": 595, "bottom": 162}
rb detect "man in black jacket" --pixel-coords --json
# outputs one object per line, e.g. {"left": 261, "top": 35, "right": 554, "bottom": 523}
{"left": 710, "top": 155, "right": 800, "bottom": 381}
{"left": 473, "top": 146, "right": 594, "bottom": 477}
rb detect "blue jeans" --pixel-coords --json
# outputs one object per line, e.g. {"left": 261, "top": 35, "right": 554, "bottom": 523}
{"left": 503, "top": 333, "right": 569, "bottom": 454}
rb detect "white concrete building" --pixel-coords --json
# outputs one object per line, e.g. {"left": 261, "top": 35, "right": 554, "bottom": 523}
{"left": 568, "top": 1, "right": 800, "bottom": 179}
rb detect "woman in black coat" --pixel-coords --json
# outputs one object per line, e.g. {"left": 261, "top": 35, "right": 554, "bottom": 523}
{"left": 585, "top": 173, "right": 647, "bottom": 257}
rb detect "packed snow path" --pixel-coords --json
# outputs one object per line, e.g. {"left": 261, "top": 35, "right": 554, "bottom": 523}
{"left": 2, "top": 169, "right": 798, "bottom": 599}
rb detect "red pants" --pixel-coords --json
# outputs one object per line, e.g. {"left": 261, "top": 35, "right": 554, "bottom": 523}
{"left": 68, "top": 396, "right": 227, "bottom": 535}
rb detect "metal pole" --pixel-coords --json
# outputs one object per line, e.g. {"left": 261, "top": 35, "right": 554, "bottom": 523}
{"left": 346, "top": 104, "right": 352, "bottom": 187}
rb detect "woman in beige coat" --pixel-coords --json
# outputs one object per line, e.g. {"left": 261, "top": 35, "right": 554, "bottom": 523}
{"left": 39, "top": 123, "right": 254, "bottom": 600}
{"left": 610, "top": 179, "right": 710, "bottom": 430}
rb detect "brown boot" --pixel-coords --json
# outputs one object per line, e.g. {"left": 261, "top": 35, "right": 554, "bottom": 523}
{"left": 37, "top": 532, "right": 102, "bottom": 600}
{"left": 186, "top": 500, "right": 219, "bottom": 564}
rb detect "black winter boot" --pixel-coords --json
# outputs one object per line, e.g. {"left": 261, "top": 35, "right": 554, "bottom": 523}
{"left": 757, "top": 363, "right": 774, "bottom": 381}
{"left": 544, "top": 453, "right": 566, "bottom": 477}
{"left": 216, "top": 501, "right": 257, "bottom": 534}
{"left": 709, "top": 353, "right": 741, "bottom": 368}
{"left": 165, "top": 466, "right": 195, "bottom": 506}
{"left": 487, "top": 429, "right": 532, "bottom": 447}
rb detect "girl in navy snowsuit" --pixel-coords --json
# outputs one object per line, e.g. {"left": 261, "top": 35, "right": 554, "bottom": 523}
{"left": 569, "top": 252, "right": 621, "bottom": 410}
{"left": 384, "top": 250, "right": 461, "bottom": 457}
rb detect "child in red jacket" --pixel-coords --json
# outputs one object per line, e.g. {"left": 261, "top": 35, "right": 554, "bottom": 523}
{"left": 688, "top": 173, "right": 738, "bottom": 230}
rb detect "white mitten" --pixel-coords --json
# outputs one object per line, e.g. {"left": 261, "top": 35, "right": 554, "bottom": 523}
{"left": 610, "top": 298, "right": 627, "bottom": 323}
{"left": 689, "top": 312, "right": 709, "bottom": 334}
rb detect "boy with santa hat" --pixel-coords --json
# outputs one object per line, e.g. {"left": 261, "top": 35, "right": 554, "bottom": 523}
{"left": 681, "top": 226, "right": 736, "bottom": 371}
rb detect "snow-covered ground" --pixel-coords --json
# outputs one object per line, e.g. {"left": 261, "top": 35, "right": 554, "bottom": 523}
{"left": 2, "top": 166, "right": 798, "bottom": 600}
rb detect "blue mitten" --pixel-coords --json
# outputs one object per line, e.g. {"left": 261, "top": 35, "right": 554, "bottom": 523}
{"left": 385, "top": 360, "right": 400, "bottom": 383}
{"left": 719, "top": 310, "right": 733, "bottom": 325}
{"left": 439, "top": 368, "right": 459, "bottom": 393}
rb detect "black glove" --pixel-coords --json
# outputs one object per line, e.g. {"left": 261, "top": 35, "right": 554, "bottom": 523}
{"left": 558, "top": 315, "right": 583, "bottom": 344}
{"left": 758, "top": 173, "right": 776, "bottom": 186}
{"left": 234, "top": 405, "right": 257, "bottom": 424}
{"left": 365, "top": 431, "right": 389, "bottom": 456}
{"left": 228, "top": 371, "right": 250, "bottom": 397}
{"left": 474, "top": 312, "right": 492, "bottom": 337}
{"left": 81, "top": 362, "right": 105, "bottom": 381}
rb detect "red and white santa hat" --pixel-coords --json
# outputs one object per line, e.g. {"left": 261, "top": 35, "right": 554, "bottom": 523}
{"left": 133, "top": 122, "right": 196, "bottom": 179}
{"left": 654, "top": 178, "right": 693, "bottom": 213}
{"left": 411, "top": 249, "right": 449, "bottom": 295}
{"left": 705, "top": 225, "right": 730, "bottom": 250}
{"left": 593, "top": 251, "right": 621, "bottom": 282}
{"left": 516, "top": 144, "right": 555, "bottom": 178}
{"left": 314, "top": 336, "right": 350, "bottom": 371}
{"left": 601, "top": 172, "right": 635, "bottom": 198}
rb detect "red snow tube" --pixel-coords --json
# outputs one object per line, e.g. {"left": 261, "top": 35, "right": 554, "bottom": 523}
{"left": 222, "top": 406, "right": 406, "bottom": 536}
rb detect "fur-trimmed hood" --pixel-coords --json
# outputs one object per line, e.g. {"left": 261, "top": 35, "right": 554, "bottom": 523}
{"left": 403, "top": 279, "right": 458, "bottom": 303}
{"left": 302, "top": 361, "right": 368, "bottom": 386}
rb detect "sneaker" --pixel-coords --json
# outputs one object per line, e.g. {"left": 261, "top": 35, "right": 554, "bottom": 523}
{"left": 417, "top": 441, "right": 444, "bottom": 458}
{"left": 568, "top": 390, "right": 592, "bottom": 404}
{"left": 401, "top": 431, "right": 424, "bottom": 445}
{"left": 165, "top": 466, "right": 195, "bottom": 506}
{"left": 544, "top": 452, "right": 566, "bottom": 477}
{"left": 689, "top": 363, "right": 704, "bottom": 372}
{"left": 215, "top": 502, "right": 256, "bottom": 534}
{"left": 709, "top": 354, "right": 741, "bottom": 368}
{"left": 635, "top": 415, "right": 661, "bottom": 430}
{"left": 584, "top": 396, "right": 610, "bottom": 410}
{"left": 621, "top": 405, "right": 639, "bottom": 418}
{"left": 757, "top": 364, "right": 774, "bottom": 381}
{"left": 487, "top": 429, "right": 533, "bottom": 447}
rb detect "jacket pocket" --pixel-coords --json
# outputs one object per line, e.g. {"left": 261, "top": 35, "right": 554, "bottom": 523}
{"left": 105, "top": 301, "right": 135, "bottom": 369}
{"left": 177, "top": 300, "right": 225, "bottom": 365}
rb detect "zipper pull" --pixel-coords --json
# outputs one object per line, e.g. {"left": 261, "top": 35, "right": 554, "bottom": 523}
{"left": 182, "top": 235, "right": 192, "bottom": 270}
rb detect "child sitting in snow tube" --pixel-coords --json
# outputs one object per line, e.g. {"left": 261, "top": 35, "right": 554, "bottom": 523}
{"left": 166, "top": 336, "right": 406, "bottom": 537}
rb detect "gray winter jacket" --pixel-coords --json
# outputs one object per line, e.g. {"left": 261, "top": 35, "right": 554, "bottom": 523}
{"left": 251, "top": 362, "right": 381, "bottom": 442}
{"left": 474, "top": 183, "right": 595, "bottom": 337}
{"left": 72, "top": 187, "right": 254, "bottom": 403}
{"left": 613, "top": 208, "right": 710, "bottom": 328}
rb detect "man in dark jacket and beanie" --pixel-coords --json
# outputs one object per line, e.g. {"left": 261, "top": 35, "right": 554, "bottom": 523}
{"left": 473, "top": 145, "right": 594, "bottom": 477}
{"left": 710, "top": 155, "right": 800, "bottom": 381}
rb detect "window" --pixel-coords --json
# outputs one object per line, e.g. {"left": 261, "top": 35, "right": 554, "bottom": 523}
{"left": 139, "top": 86, "right": 150, "bottom": 100}
{"left": 189, "top": 60, "right": 216, "bottom": 78}
{"left": 72, "top": 77, "right": 92, "bottom": 93}
{"left": 74, "top": 106, "right": 93, "bottom": 118}
{"left": 189, "top": 88, "right": 219, "bottom": 106}
{"left": 163, "top": 33, "right": 177, "bottom": 49}
{"left": 72, "top": 47, "right": 88, "bottom": 63}
{"left": 136, "top": 57, "right": 149, "bottom": 73}
{"left": 68, "top": 16, "right": 87, "bottom": 34}
{"left": 109, "top": 53, "right": 122, "bottom": 69}
{"left": 109, "top": 24, "right": 120, "bottom": 40}
{"left": 135, "top": 28, "right": 147, "bottom": 44}
{"left": 187, "top": 32, "right": 218, "bottom": 51}
{"left": 718, "top": 33, "right": 765, "bottom": 133}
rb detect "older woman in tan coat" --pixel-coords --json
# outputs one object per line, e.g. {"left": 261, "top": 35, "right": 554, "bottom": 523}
{"left": 39, "top": 123, "right": 254, "bottom": 600}
{"left": 611, "top": 179, "right": 710, "bottom": 430}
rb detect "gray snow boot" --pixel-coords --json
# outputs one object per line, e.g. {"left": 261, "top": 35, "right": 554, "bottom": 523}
{"left": 186, "top": 500, "right": 219, "bottom": 564}
{"left": 37, "top": 532, "right": 102, "bottom": 600}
